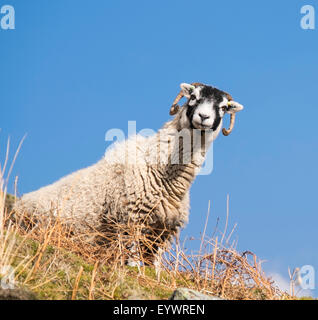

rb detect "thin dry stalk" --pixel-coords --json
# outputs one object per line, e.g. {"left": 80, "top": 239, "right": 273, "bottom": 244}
{"left": 211, "top": 237, "right": 218, "bottom": 281}
{"left": 72, "top": 266, "right": 84, "bottom": 300}
{"left": 88, "top": 261, "right": 99, "bottom": 300}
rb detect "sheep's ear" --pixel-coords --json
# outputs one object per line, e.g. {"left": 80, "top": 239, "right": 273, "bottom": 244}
{"left": 180, "top": 83, "right": 196, "bottom": 98}
{"left": 226, "top": 101, "right": 244, "bottom": 114}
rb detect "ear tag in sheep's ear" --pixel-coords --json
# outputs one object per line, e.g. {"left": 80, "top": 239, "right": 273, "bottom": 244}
{"left": 180, "top": 83, "right": 196, "bottom": 98}
{"left": 226, "top": 101, "right": 244, "bottom": 114}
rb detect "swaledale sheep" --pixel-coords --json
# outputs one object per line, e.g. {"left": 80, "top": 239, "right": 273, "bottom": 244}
{"left": 14, "top": 82, "right": 243, "bottom": 263}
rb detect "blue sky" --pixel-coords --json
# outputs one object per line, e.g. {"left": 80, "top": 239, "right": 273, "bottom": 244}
{"left": 1, "top": 0, "right": 317, "bottom": 296}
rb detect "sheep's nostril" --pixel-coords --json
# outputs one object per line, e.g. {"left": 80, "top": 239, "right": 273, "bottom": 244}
{"left": 199, "top": 113, "right": 210, "bottom": 121}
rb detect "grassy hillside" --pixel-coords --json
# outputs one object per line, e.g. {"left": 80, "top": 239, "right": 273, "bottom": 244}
{"left": 0, "top": 140, "right": 292, "bottom": 300}
{"left": 0, "top": 192, "right": 291, "bottom": 300}
{"left": 5, "top": 231, "right": 173, "bottom": 300}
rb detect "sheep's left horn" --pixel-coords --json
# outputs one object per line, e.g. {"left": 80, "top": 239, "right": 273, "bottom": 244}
{"left": 222, "top": 101, "right": 244, "bottom": 136}
{"left": 222, "top": 113, "right": 236, "bottom": 136}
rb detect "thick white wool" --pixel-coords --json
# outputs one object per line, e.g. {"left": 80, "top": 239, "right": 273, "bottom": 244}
{"left": 14, "top": 108, "right": 222, "bottom": 248}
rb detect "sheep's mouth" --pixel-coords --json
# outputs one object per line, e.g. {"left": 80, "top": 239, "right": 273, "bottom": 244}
{"left": 192, "top": 121, "right": 212, "bottom": 130}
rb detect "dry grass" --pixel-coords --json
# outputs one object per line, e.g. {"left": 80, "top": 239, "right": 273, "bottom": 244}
{"left": 0, "top": 138, "right": 293, "bottom": 300}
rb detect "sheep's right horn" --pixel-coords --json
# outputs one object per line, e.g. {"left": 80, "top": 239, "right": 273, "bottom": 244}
{"left": 169, "top": 91, "right": 184, "bottom": 116}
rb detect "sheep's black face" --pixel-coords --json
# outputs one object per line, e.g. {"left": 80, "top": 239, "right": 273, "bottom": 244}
{"left": 182, "top": 83, "right": 229, "bottom": 131}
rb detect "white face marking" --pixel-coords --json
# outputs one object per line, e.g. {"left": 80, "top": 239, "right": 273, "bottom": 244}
{"left": 188, "top": 97, "right": 197, "bottom": 107}
{"left": 193, "top": 88, "right": 201, "bottom": 100}
{"left": 192, "top": 101, "right": 215, "bottom": 128}
{"left": 192, "top": 97, "right": 228, "bottom": 130}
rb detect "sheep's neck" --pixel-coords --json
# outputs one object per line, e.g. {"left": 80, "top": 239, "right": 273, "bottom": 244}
{"left": 163, "top": 131, "right": 212, "bottom": 200}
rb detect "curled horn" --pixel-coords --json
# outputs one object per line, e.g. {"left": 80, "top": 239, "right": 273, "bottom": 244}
{"left": 222, "top": 96, "right": 244, "bottom": 136}
{"left": 222, "top": 112, "right": 237, "bottom": 136}
{"left": 169, "top": 82, "right": 203, "bottom": 116}
{"left": 222, "top": 92, "right": 234, "bottom": 136}
{"left": 169, "top": 91, "right": 184, "bottom": 115}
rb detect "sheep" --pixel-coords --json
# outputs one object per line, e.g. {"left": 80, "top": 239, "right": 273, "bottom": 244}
{"left": 14, "top": 82, "right": 244, "bottom": 263}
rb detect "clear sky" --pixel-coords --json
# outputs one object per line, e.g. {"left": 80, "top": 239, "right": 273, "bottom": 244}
{"left": 1, "top": 0, "right": 317, "bottom": 296}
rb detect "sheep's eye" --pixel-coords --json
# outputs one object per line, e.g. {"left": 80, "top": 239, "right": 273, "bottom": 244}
{"left": 190, "top": 95, "right": 196, "bottom": 100}
{"left": 221, "top": 106, "right": 227, "bottom": 112}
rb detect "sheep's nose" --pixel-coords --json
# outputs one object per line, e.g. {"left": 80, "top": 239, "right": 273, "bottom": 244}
{"left": 199, "top": 113, "right": 210, "bottom": 121}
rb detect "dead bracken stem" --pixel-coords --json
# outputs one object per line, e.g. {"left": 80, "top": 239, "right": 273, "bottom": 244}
{"left": 72, "top": 266, "right": 84, "bottom": 300}
{"left": 88, "top": 261, "right": 99, "bottom": 300}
